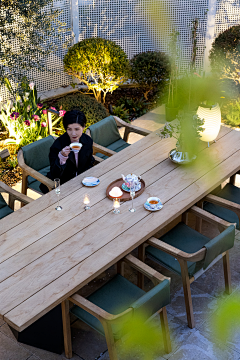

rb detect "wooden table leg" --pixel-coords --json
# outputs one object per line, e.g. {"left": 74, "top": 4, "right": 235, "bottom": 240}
{"left": 61, "top": 300, "right": 72, "bottom": 359}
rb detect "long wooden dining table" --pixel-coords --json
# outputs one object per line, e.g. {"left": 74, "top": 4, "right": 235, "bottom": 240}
{"left": 1, "top": 124, "right": 240, "bottom": 349}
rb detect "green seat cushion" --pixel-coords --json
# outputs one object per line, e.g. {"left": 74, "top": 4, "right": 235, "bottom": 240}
{"left": 89, "top": 116, "right": 122, "bottom": 147}
{"left": 22, "top": 136, "right": 55, "bottom": 171}
{"left": 204, "top": 183, "right": 240, "bottom": 229}
{"left": 203, "top": 225, "right": 235, "bottom": 269}
{"left": 96, "top": 139, "right": 130, "bottom": 159}
{"left": 27, "top": 166, "right": 50, "bottom": 193}
{"left": 0, "top": 193, "right": 13, "bottom": 219}
{"left": 146, "top": 222, "right": 210, "bottom": 277}
{"left": 71, "top": 274, "right": 145, "bottom": 339}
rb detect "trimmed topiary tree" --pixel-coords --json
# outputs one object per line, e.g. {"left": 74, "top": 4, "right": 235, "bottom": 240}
{"left": 129, "top": 51, "right": 171, "bottom": 100}
{"left": 209, "top": 25, "right": 240, "bottom": 84}
{"left": 63, "top": 38, "right": 130, "bottom": 103}
{"left": 54, "top": 93, "right": 109, "bottom": 133}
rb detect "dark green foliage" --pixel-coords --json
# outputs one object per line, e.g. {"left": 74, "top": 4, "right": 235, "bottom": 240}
{"left": 54, "top": 93, "right": 109, "bottom": 133}
{"left": 209, "top": 25, "right": 240, "bottom": 83}
{"left": 129, "top": 51, "right": 171, "bottom": 100}
{"left": 0, "top": 0, "right": 67, "bottom": 87}
{"left": 112, "top": 104, "right": 130, "bottom": 122}
{"left": 63, "top": 38, "right": 130, "bottom": 103}
{"left": 116, "top": 96, "right": 150, "bottom": 118}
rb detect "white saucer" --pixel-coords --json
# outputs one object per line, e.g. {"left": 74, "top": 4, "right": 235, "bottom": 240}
{"left": 82, "top": 177, "right": 100, "bottom": 187}
{"left": 122, "top": 183, "right": 141, "bottom": 192}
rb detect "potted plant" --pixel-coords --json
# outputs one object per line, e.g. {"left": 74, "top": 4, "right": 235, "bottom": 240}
{"left": 160, "top": 111, "right": 204, "bottom": 164}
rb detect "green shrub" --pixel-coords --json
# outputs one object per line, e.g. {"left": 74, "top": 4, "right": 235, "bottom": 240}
{"left": 112, "top": 104, "right": 130, "bottom": 122}
{"left": 222, "top": 98, "right": 240, "bottom": 127}
{"left": 209, "top": 25, "right": 240, "bottom": 84}
{"left": 53, "top": 93, "right": 109, "bottom": 133}
{"left": 129, "top": 51, "right": 171, "bottom": 100}
{"left": 63, "top": 37, "right": 130, "bottom": 103}
{"left": 116, "top": 96, "right": 150, "bottom": 118}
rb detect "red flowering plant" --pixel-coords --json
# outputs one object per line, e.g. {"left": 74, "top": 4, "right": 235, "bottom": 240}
{"left": 0, "top": 77, "right": 65, "bottom": 146}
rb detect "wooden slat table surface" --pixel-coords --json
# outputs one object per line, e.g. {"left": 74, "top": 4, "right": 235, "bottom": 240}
{"left": 1, "top": 125, "right": 240, "bottom": 332}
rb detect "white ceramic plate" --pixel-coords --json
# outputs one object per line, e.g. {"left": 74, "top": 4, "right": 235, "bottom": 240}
{"left": 82, "top": 177, "right": 100, "bottom": 187}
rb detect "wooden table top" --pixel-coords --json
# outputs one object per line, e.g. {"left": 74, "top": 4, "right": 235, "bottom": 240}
{"left": 1, "top": 125, "right": 240, "bottom": 332}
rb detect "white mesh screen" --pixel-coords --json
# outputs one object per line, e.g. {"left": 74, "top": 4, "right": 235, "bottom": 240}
{"left": 1, "top": 0, "right": 239, "bottom": 101}
{"left": 215, "top": 0, "right": 240, "bottom": 37}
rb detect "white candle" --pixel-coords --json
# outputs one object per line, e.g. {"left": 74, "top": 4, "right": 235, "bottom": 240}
{"left": 113, "top": 199, "right": 120, "bottom": 208}
{"left": 83, "top": 194, "right": 90, "bottom": 205}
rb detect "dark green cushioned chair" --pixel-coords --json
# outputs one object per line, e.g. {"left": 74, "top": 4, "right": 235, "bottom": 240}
{"left": 18, "top": 136, "right": 55, "bottom": 195}
{"left": 88, "top": 116, "right": 131, "bottom": 160}
{"left": 0, "top": 193, "right": 13, "bottom": 219}
{"left": 144, "top": 219, "right": 235, "bottom": 329}
{"left": 62, "top": 255, "right": 171, "bottom": 359}
{"left": 203, "top": 183, "right": 240, "bottom": 229}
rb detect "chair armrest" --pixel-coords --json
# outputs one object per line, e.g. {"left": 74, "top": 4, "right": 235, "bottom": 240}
{"left": 17, "top": 150, "right": 54, "bottom": 190}
{"left": 147, "top": 237, "right": 206, "bottom": 262}
{"left": 189, "top": 205, "right": 236, "bottom": 231}
{"left": 92, "top": 142, "right": 116, "bottom": 157}
{"left": 69, "top": 293, "right": 132, "bottom": 323}
{"left": 0, "top": 181, "right": 33, "bottom": 205}
{"left": 113, "top": 116, "right": 151, "bottom": 137}
{"left": 123, "top": 254, "right": 170, "bottom": 285}
{"left": 204, "top": 194, "right": 240, "bottom": 221}
{"left": 93, "top": 155, "right": 104, "bottom": 163}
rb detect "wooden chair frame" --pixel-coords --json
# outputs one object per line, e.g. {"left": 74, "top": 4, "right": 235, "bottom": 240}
{"left": 86, "top": 115, "right": 152, "bottom": 159}
{"left": 62, "top": 254, "right": 171, "bottom": 360}
{"left": 17, "top": 149, "right": 55, "bottom": 195}
{"left": 0, "top": 181, "right": 33, "bottom": 210}
{"left": 195, "top": 170, "right": 240, "bottom": 233}
{"left": 138, "top": 205, "right": 235, "bottom": 329}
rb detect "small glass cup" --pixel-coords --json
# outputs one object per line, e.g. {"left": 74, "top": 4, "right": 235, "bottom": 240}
{"left": 113, "top": 198, "right": 120, "bottom": 214}
{"left": 54, "top": 178, "right": 62, "bottom": 211}
{"left": 129, "top": 180, "right": 136, "bottom": 213}
{"left": 83, "top": 194, "right": 90, "bottom": 210}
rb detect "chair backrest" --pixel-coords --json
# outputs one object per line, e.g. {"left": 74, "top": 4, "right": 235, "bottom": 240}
{"left": 22, "top": 136, "right": 55, "bottom": 171}
{"left": 0, "top": 192, "right": 8, "bottom": 208}
{"left": 130, "top": 279, "right": 170, "bottom": 321}
{"left": 203, "top": 224, "right": 235, "bottom": 270}
{"left": 88, "top": 116, "right": 122, "bottom": 147}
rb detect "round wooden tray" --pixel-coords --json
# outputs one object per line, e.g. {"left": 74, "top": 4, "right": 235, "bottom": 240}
{"left": 106, "top": 178, "right": 145, "bottom": 202}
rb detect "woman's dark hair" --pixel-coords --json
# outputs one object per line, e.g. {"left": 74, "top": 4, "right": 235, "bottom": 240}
{"left": 62, "top": 109, "right": 87, "bottom": 130}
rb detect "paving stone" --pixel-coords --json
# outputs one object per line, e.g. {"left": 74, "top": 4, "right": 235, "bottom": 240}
{"left": 166, "top": 286, "right": 219, "bottom": 328}
{"left": 0, "top": 330, "right": 32, "bottom": 360}
{"left": 0, "top": 323, "right": 69, "bottom": 360}
{"left": 71, "top": 320, "right": 108, "bottom": 360}
{"left": 167, "top": 330, "right": 240, "bottom": 360}
{"left": 191, "top": 262, "right": 240, "bottom": 299}
{"left": 198, "top": 293, "right": 240, "bottom": 355}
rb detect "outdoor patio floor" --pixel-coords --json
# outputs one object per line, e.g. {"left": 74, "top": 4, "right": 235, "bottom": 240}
{"left": 1, "top": 106, "right": 240, "bottom": 360}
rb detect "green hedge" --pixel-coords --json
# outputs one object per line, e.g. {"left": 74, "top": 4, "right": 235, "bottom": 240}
{"left": 54, "top": 93, "right": 109, "bottom": 133}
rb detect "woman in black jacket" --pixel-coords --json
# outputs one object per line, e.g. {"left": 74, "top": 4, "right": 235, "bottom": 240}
{"left": 40, "top": 110, "right": 94, "bottom": 193}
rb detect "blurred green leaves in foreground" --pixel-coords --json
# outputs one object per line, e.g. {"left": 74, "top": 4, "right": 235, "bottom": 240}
{"left": 211, "top": 292, "right": 240, "bottom": 344}
{"left": 120, "top": 314, "right": 166, "bottom": 360}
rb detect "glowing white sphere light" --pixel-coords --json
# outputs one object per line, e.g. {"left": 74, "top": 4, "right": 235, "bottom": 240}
{"left": 197, "top": 103, "right": 221, "bottom": 143}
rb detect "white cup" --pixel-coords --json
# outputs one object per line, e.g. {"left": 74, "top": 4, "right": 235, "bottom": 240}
{"left": 147, "top": 197, "right": 161, "bottom": 210}
{"left": 70, "top": 142, "right": 82, "bottom": 153}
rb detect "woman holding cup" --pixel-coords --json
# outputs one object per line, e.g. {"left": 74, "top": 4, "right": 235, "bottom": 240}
{"left": 40, "top": 110, "right": 94, "bottom": 193}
